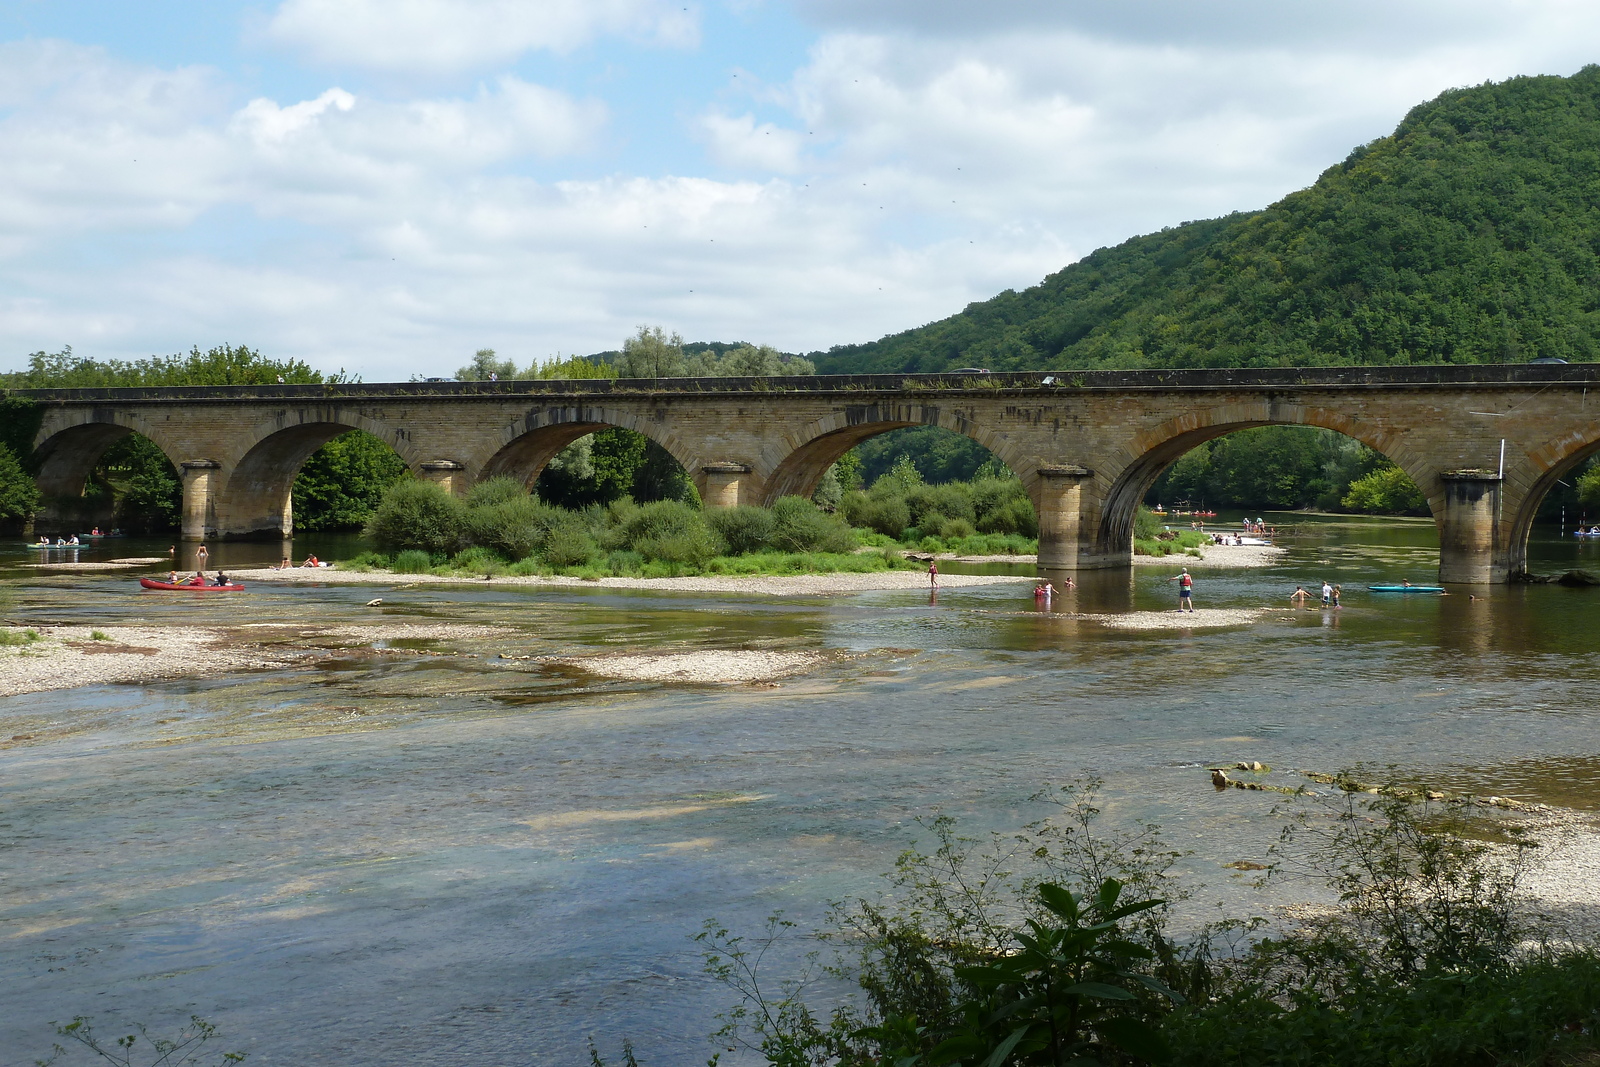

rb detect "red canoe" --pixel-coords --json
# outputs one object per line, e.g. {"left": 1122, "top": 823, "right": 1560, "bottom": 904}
{"left": 139, "top": 578, "right": 246, "bottom": 591}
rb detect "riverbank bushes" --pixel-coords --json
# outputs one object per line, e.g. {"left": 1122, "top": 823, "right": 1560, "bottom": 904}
{"left": 839, "top": 456, "right": 1038, "bottom": 546}
{"left": 360, "top": 477, "right": 912, "bottom": 577}
{"left": 691, "top": 784, "right": 1600, "bottom": 1067}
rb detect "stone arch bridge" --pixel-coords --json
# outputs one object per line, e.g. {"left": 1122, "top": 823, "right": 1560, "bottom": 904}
{"left": 16, "top": 364, "right": 1600, "bottom": 583}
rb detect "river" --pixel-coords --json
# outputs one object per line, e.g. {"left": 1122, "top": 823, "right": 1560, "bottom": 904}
{"left": 3, "top": 515, "right": 1600, "bottom": 1064}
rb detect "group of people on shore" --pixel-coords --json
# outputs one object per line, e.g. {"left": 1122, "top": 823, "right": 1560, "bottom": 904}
{"left": 274, "top": 553, "right": 330, "bottom": 569}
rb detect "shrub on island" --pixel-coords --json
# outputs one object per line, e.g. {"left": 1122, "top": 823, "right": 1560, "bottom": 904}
{"left": 361, "top": 479, "right": 880, "bottom": 576}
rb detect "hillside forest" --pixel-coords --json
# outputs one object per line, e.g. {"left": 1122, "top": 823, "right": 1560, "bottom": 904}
{"left": 811, "top": 66, "right": 1600, "bottom": 374}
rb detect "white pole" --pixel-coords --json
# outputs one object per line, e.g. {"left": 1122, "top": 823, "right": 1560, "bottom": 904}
{"left": 1498, "top": 439, "right": 1505, "bottom": 479}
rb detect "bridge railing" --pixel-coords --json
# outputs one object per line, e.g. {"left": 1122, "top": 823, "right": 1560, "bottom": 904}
{"left": 6, "top": 362, "right": 1598, "bottom": 402}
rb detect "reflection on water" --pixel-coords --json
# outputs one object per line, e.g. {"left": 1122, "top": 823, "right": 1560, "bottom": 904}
{"left": 2, "top": 517, "right": 1600, "bottom": 1065}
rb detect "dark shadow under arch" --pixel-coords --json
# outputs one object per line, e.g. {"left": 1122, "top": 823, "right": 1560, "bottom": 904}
{"left": 221, "top": 422, "right": 376, "bottom": 538}
{"left": 1096, "top": 418, "right": 1440, "bottom": 557}
{"left": 1508, "top": 435, "right": 1600, "bottom": 575}
{"left": 31, "top": 422, "right": 182, "bottom": 535}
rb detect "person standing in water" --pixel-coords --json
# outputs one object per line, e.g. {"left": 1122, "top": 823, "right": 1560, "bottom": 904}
{"left": 1332, "top": 584, "right": 1342, "bottom": 609}
{"left": 1290, "top": 586, "right": 1312, "bottom": 608}
{"left": 928, "top": 560, "right": 939, "bottom": 588}
{"left": 1168, "top": 568, "right": 1195, "bottom": 612}
{"left": 1321, "top": 580, "right": 1333, "bottom": 608}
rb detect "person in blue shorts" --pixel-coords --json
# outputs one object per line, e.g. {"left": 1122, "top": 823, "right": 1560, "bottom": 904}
{"left": 1168, "top": 568, "right": 1195, "bottom": 612}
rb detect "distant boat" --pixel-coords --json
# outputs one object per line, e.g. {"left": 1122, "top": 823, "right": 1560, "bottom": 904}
{"left": 1369, "top": 584, "right": 1445, "bottom": 593}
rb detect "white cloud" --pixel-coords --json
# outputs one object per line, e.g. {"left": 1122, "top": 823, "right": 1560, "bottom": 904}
{"left": 265, "top": 0, "right": 700, "bottom": 72}
{"left": 697, "top": 112, "right": 807, "bottom": 172}
{"left": 3, "top": 5, "right": 1600, "bottom": 377}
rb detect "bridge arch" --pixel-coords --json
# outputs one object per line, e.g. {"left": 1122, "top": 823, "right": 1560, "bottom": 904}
{"left": 475, "top": 405, "right": 700, "bottom": 493}
{"left": 216, "top": 408, "right": 419, "bottom": 538}
{"left": 760, "top": 403, "right": 1028, "bottom": 507}
{"left": 31, "top": 409, "right": 185, "bottom": 502}
{"left": 1506, "top": 419, "right": 1600, "bottom": 575}
{"left": 1092, "top": 401, "right": 1443, "bottom": 558}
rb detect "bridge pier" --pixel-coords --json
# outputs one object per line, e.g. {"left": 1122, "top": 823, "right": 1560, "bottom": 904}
{"left": 701, "top": 463, "right": 752, "bottom": 508}
{"left": 418, "top": 460, "right": 469, "bottom": 496}
{"left": 1437, "top": 470, "right": 1506, "bottom": 584}
{"left": 180, "top": 460, "right": 222, "bottom": 542}
{"left": 1035, "top": 466, "right": 1098, "bottom": 570}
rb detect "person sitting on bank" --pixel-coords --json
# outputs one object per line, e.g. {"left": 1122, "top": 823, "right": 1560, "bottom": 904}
{"left": 301, "top": 553, "right": 320, "bottom": 567}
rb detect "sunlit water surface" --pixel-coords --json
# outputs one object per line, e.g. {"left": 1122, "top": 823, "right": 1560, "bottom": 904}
{"left": 3, "top": 517, "right": 1600, "bottom": 1064}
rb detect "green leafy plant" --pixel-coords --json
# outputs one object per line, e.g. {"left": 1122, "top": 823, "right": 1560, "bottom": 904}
{"left": 36, "top": 1014, "right": 244, "bottom": 1067}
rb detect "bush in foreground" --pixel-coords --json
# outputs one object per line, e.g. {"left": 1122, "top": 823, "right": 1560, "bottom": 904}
{"left": 690, "top": 784, "right": 1600, "bottom": 1067}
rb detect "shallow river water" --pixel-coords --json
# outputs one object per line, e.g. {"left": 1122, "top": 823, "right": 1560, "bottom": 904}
{"left": 4, "top": 517, "right": 1600, "bottom": 1064}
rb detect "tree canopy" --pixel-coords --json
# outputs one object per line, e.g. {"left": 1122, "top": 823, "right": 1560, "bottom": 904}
{"left": 816, "top": 66, "right": 1600, "bottom": 374}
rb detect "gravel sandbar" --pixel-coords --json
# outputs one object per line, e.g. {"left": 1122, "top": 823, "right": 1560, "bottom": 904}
{"left": 551, "top": 649, "right": 826, "bottom": 683}
{"left": 238, "top": 566, "right": 1029, "bottom": 596}
{"left": 1132, "top": 544, "right": 1286, "bottom": 569}
{"left": 0, "top": 625, "right": 297, "bottom": 697}
{"left": 1077, "top": 608, "right": 1280, "bottom": 630}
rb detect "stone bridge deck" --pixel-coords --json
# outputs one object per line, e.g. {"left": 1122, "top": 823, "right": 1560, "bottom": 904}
{"left": 15, "top": 363, "right": 1600, "bottom": 583}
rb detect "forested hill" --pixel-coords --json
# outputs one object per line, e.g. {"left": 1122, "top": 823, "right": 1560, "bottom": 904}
{"left": 814, "top": 66, "right": 1600, "bottom": 374}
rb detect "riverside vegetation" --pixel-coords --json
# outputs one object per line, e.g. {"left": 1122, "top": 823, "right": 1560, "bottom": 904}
{"left": 655, "top": 781, "right": 1600, "bottom": 1067}
{"left": 348, "top": 454, "right": 1049, "bottom": 579}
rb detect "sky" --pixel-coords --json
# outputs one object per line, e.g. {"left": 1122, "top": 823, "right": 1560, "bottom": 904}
{"left": 1, "top": 2, "right": 1597, "bottom": 380}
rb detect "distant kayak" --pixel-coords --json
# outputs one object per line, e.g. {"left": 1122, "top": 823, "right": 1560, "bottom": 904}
{"left": 1369, "top": 584, "right": 1445, "bottom": 593}
{"left": 139, "top": 578, "right": 245, "bottom": 592}
{"left": 23, "top": 543, "right": 79, "bottom": 549}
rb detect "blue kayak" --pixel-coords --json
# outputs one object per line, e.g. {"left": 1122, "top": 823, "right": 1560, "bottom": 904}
{"left": 1369, "top": 584, "right": 1445, "bottom": 593}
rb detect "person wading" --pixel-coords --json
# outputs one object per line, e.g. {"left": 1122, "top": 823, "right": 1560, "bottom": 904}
{"left": 1168, "top": 568, "right": 1195, "bottom": 613}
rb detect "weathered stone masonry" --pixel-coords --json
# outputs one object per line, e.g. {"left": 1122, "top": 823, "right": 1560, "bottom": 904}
{"left": 17, "top": 364, "right": 1600, "bottom": 583}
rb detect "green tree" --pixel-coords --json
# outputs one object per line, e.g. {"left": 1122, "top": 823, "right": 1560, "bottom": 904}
{"left": 3, "top": 344, "right": 332, "bottom": 387}
{"left": 364, "top": 480, "right": 466, "bottom": 554}
{"left": 686, "top": 343, "right": 815, "bottom": 376}
{"left": 531, "top": 355, "right": 618, "bottom": 380}
{"left": 456, "top": 348, "right": 518, "bottom": 381}
{"left": 1342, "top": 464, "right": 1429, "bottom": 514}
{"left": 291, "top": 431, "right": 409, "bottom": 530}
{"left": 618, "top": 326, "right": 687, "bottom": 377}
{"left": 89, "top": 435, "right": 181, "bottom": 534}
{"left": 0, "top": 445, "right": 40, "bottom": 524}
{"left": 852, "top": 426, "right": 998, "bottom": 486}
{"left": 1577, "top": 460, "right": 1600, "bottom": 509}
